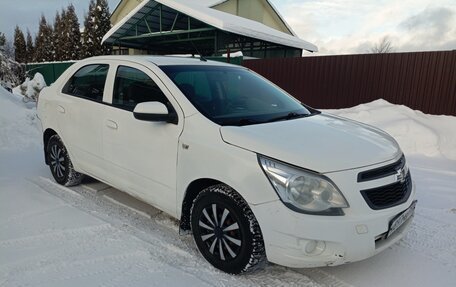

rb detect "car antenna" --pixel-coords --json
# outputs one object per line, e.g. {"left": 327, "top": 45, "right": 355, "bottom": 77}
{"left": 190, "top": 41, "right": 207, "bottom": 62}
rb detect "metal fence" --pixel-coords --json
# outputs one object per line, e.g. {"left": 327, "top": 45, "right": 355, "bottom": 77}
{"left": 244, "top": 51, "right": 456, "bottom": 116}
{"left": 26, "top": 62, "right": 76, "bottom": 85}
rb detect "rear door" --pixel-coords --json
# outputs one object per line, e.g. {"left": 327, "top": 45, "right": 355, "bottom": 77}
{"left": 58, "top": 63, "right": 110, "bottom": 177}
{"left": 101, "top": 62, "right": 184, "bottom": 215}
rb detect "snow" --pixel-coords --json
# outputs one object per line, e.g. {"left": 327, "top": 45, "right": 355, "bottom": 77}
{"left": 26, "top": 60, "right": 76, "bottom": 65}
{"left": 324, "top": 99, "right": 456, "bottom": 160}
{"left": 0, "top": 86, "right": 40, "bottom": 151}
{"left": 12, "top": 72, "right": 47, "bottom": 101}
{"left": 0, "top": 86, "right": 455, "bottom": 286}
{"left": 222, "top": 51, "right": 244, "bottom": 58}
{"left": 102, "top": 0, "right": 317, "bottom": 52}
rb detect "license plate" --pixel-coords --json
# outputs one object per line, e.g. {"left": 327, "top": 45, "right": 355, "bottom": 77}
{"left": 387, "top": 200, "right": 417, "bottom": 238}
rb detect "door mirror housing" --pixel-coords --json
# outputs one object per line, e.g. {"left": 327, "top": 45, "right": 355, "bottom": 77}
{"left": 133, "top": 102, "right": 178, "bottom": 124}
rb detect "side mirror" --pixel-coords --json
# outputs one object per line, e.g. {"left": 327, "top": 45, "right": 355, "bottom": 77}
{"left": 133, "top": 102, "right": 178, "bottom": 124}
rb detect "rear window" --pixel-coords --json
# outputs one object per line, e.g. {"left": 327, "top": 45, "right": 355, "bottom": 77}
{"left": 62, "top": 64, "right": 109, "bottom": 102}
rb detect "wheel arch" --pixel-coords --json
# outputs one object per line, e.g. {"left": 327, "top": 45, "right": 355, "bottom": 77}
{"left": 179, "top": 178, "right": 228, "bottom": 231}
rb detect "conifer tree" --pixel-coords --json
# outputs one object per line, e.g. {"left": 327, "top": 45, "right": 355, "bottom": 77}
{"left": 63, "top": 4, "right": 81, "bottom": 60}
{"left": 13, "top": 26, "right": 26, "bottom": 63}
{"left": 82, "top": 0, "right": 96, "bottom": 58}
{"left": 82, "top": 0, "right": 111, "bottom": 58}
{"left": 26, "top": 30, "right": 34, "bottom": 63}
{"left": 53, "top": 11, "right": 64, "bottom": 61}
{"left": 34, "top": 15, "right": 54, "bottom": 62}
{"left": 0, "top": 32, "right": 6, "bottom": 48}
{"left": 96, "top": 0, "right": 112, "bottom": 55}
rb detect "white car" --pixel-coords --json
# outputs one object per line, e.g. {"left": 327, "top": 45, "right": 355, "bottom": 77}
{"left": 37, "top": 56, "right": 416, "bottom": 274}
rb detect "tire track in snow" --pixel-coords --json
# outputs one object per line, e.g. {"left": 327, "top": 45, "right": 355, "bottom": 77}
{"left": 0, "top": 224, "right": 112, "bottom": 248}
{"left": 26, "top": 176, "right": 323, "bottom": 287}
{"left": 7, "top": 251, "right": 152, "bottom": 287}
{"left": 395, "top": 211, "right": 456, "bottom": 268}
{"left": 0, "top": 203, "right": 69, "bottom": 227}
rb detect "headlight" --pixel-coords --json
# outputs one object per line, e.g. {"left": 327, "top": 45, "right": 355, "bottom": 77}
{"left": 258, "top": 155, "right": 349, "bottom": 215}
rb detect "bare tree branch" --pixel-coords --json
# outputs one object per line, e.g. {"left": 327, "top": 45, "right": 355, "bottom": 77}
{"left": 370, "top": 36, "right": 394, "bottom": 53}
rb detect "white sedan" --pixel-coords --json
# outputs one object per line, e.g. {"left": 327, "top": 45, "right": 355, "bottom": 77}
{"left": 37, "top": 56, "right": 416, "bottom": 274}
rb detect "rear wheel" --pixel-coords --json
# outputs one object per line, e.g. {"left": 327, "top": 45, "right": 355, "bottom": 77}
{"left": 191, "top": 184, "right": 266, "bottom": 274}
{"left": 46, "top": 135, "right": 84, "bottom": 186}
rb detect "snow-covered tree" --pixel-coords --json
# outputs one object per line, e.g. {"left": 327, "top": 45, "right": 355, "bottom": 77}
{"left": 34, "top": 15, "right": 55, "bottom": 62}
{"left": 1, "top": 32, "right": 25, "bottom": 88}
{"left": 0, "top": 32, "right": 15, "bottom": 59}
{"left": 0, "top": 32, "right": 5, "bottom": 48}
{"left": 14, "top": 26, "right": 27, "bottom": 63}
{"left": 82, "top": 0, "right": 111, "bottom": 58}
{"left": 53, "top": 11, "right": 64, "bottom": 61}
{"left": 26, "top": 30, "right": 34, "bottom": 63}
{"left": 62, "top": 4, "right": 81, "bottom": 60}
{"left": 82, "top": 0, "right": 97, "bottom": 58}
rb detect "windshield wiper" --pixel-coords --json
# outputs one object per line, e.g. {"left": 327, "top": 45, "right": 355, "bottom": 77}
{"left": 218, "top": 118, "right": 258, "bottom": 126}
{"left": 266, "top": 112, "right": 309, "bottom": 123}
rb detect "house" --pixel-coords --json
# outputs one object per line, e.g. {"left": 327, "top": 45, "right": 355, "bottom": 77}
{"left": 103, "top": 0, "right": 317, "bottom": 58}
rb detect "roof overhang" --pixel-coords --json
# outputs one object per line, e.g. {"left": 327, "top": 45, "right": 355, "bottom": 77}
{"left": 103, "top": 0, "right": 318, "bottom": 53}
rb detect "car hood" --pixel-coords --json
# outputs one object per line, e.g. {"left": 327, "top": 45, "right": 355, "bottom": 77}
{"left": 220, "top": 113, "right": 401, "bottom": 173}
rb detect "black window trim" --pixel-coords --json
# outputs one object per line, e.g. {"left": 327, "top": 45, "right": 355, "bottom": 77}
{"left": 108, "top": 64, "right": 180, "bottom": 123}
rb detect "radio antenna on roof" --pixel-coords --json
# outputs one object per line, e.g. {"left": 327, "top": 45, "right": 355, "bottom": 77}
{"left": 190, "top": 41, "right": 207, "bottom": 62}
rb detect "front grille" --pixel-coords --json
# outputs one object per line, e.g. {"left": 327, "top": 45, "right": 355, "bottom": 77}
{"left": 358, "top": 155, "right": 405, "bottom": 182}
{"left": 360, "top": 171, "right": 412, "bottom": 210}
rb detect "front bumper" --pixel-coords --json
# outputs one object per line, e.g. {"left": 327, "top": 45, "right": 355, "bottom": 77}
{"left": 251, "top": 179, "right": 416, "bottom": 268}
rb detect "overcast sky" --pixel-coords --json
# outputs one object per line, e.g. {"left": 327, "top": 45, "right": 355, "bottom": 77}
{"left": 1, "top": 0, "right": 455, "bottom": 55}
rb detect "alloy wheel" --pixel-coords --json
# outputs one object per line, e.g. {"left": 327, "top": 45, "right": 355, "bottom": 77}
{"left": 50, "top": 144, "right": 66, "bottom": 179}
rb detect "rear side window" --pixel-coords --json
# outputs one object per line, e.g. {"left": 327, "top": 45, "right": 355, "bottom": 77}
{"left": 62, "top": 64, "right": 109, "bottom": 102}
{"left": 112, "top": 66, "right": 168, "bottom": 111}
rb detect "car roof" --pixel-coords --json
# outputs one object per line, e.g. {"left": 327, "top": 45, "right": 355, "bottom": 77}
{"left": 82, "top": 55, "right": 238, "bottom": 67}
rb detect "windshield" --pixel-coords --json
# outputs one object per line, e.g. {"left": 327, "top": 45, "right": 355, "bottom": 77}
{"left": 160, "top": 65, "right": 318, "bottom": 126}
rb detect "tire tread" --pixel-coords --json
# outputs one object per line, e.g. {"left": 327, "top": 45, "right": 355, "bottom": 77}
{"left": 191, "top": 184, "right": 266, "bottom": 274}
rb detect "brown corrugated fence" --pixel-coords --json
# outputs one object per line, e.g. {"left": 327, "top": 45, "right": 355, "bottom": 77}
{"left": 243, "top": 51, "right": 456, "bottom": 116}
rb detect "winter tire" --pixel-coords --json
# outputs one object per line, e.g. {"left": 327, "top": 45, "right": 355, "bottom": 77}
{"left": 191, "top": 184, "right": 266, "bottom": 274}
{"left": 46, "top": 134, "right": 84, "bottom": 186}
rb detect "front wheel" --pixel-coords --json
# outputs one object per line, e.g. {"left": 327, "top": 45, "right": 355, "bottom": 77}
{"left": 46, "top": 134, "right": 84, "bottom": 186}
{"left": 191, "top": 184, "right": 266, "bottom": 274}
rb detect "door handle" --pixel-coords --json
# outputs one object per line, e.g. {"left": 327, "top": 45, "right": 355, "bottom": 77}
{"left": 106, "top": 120, "right": 118, "bottom": 130}
{"left": 57, "top": 105, "right": 65, "bottom": 114}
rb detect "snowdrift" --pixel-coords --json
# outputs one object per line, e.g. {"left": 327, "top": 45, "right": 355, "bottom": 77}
{"left": 0, "top": 86, "right": 40, "bottom": 151}
{"left": 325, "top": 99, "right": 456, "bottom": 160}
{"left": 12, "top": 72, "right": 47, "bottom": 101}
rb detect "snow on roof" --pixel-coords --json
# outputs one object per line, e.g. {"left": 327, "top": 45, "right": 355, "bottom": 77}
{"left": 103, "top": 0, "right": 317, "bottom": 52}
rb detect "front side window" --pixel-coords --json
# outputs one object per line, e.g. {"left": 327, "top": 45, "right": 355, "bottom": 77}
{"left": 62, "top": 64, "right": 109, "bottom": 102}
{"left": 161, "top": 65, "right": 317, "bottom": 126}
{"left": 113, "top": 66, "right": 169, "bottom": 111}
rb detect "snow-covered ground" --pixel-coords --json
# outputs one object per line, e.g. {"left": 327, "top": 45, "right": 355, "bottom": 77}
{"left": 0, "top": 86, "right": 455, "bottom": 286}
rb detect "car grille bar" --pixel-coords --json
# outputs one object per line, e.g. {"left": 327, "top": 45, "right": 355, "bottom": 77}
{"left": 357, "top": 155, "right": 405, "bottom": 182}
{"left": 360, "top": 171, "right": 412, "bottom": 210}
